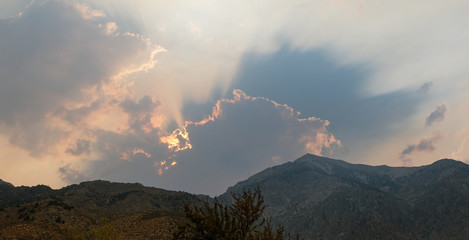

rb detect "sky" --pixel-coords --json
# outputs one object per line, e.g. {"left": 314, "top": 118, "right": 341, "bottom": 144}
{"left": 1, "top": 0, "right": 468, "bottom": 196}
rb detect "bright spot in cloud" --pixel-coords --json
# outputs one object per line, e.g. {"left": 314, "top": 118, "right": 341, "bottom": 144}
{"left": 160, "top": 128, "right": 192, "bottom": 152}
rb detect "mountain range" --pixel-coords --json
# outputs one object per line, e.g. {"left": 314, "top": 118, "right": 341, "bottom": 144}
{"left": 1, "top": 154, "right": 469, "bottom": 239}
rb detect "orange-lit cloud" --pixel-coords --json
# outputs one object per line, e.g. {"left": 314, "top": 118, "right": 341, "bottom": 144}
{"left": 132, "top": 148, "right": 152, "bottom": 158}
{"left": 160, "top": 128, "right": 192, "bottom": 152}
{"left": 154, "top": 159, "right": 178, "bottom": 176}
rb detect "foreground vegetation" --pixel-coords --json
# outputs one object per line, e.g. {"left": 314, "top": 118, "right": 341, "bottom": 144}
{"left": 174, "top": 188, "right": 300, "bottom": 240}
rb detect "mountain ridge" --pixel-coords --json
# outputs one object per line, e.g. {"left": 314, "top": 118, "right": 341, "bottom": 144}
{"left": 1, "top": 154, "right": 469, "bottom": 239}
{"left": 222, "top": 154, "right": 469, "bottom": 240}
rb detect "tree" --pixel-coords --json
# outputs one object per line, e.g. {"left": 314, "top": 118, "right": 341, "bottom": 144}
{"left": 174, "top": 188, "right": 300, "bottom": 240}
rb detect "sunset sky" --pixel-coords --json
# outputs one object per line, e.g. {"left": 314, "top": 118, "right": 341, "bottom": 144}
{"left": 1, "top": 0, "right": 468, "bottom": 196}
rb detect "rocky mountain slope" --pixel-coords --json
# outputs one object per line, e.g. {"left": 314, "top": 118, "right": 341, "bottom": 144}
{"left": 222, "top": 154, "right": 469, "bottom": 240}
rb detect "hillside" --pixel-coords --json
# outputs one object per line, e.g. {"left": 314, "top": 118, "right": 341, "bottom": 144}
{"left": 222, "top": 154, "right": 469, "bottom": 240}
{"left": 0, "top": 180, "right": 204, "bottom": 239}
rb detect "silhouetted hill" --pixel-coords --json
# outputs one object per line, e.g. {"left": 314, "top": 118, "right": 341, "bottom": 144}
{"left": 222, "top": 154, "right": 469, "bottom": 240}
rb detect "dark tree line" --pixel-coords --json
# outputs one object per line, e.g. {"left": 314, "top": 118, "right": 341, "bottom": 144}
{"left": 174, "top": 189, "right": 300, "bottom": 240}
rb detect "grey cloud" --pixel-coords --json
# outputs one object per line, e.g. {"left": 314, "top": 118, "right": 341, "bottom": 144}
{"left": 418, "top": 82, "right": 433, "bottom": 94}
{"left": 120, "top": 95, "right": 160, "bottom": 114}
{"left": 58, "top": 96, "right": 169, "bottom": 185}
{"left": 0, "top": 0, "right": 158, "bottom": 156}
{"left": 159, "top": 90, "right": 341, "bottom": 195}
{"left": 231, "top": 48, "right": 423, "bottom": 163}
{"left": 400, "top": 133, "right": 442, "bottom": 158}
{"left": 425, "top": 104, "right": 447, "bottom": 127}
{"left": 7, "top": 122, "right": 68, "bottom": 158}
{"left": 66, "top": 139, "right": 91, "bottom": 156}
{"left": 59, "top": 128, "right": 171, "bottom": 186}
{"left": 120, "top": 95, "right": 161, "bottom": 133}
{"left": 55, "top": 100, "right": 101, "bottom": 124}
{"left": 59, "top": 90, "right": 340, "bottom": 196}
{"left": 59, "top": 164, "right": 88, "bottom": 184}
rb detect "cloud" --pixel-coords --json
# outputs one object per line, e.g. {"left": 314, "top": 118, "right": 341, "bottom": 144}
{"left": 418, "top": 82, "right": 433, "bottom": 94}
{"left": 3, "top": 0, "right": 468, "bottom": 192}
{"left": 425, "top": 104, "right": 447, "bottom": 127}
{"left": 0, "top": 0, "right": 162, "bottom": 158}
{"left": 78, "top": 2, "right": 469, "bottom": 172}
{"left": 66, "top": 139, "right": 91, "bottom": 156}
{"left": 0, "top": 0, "right": 31, "bottom": 19}
{"left": 58, "top": 90, "right": 340, "bottom": 196}
{"left": 400, "top": 133, "right": 442, "bottom": 162}
{"left": 89, "top": 0, "right": 469, "bottom": 99}
{"left": 156, "top": 90, "right": 341, "bottom": 195}
{"left": 119, "top": 95, "right": 163, "bottom": 133}
{"left": 233, "top": 47, "right": 427, "bottom": 151}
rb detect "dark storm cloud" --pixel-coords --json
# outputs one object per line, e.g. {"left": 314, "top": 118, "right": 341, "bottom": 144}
{"left": 425, "top": 104, "right": 447, "bottom": 127}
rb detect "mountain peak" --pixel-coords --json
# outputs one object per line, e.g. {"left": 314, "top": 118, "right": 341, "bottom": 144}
{"left": 431, "top": 158, "right": 467, "bottom": 167}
